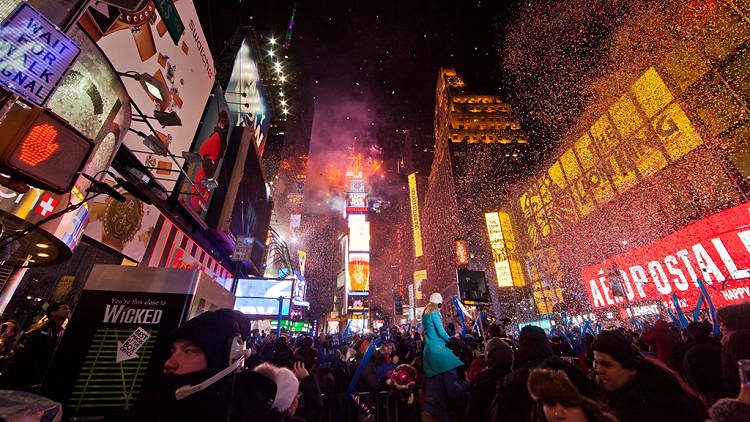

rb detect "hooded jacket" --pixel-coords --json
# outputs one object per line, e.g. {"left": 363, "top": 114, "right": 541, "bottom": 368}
{"left": 602, "top": 359, "right": 707, "bottom": 422}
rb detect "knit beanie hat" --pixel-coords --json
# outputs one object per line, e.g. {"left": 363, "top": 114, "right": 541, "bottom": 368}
{"left": 485, "top": 337, "right": 513, "bottom": 372}
{"left": 710, "top": 398, "right": 750, "bottom": 422}
{"left": 168, "top": 309, "right": 248, "bottom": 374}
{"left": 591, "top": 330, "right": 642, "bottom": 369}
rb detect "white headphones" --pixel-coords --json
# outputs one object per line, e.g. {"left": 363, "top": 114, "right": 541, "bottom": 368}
{"left": 175, "top": 334, "right": 253, "bottom": 401}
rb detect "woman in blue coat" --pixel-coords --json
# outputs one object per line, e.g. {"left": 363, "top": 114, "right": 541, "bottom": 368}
{"left": 421, "top": 293, "right": 468, "bottom": 422}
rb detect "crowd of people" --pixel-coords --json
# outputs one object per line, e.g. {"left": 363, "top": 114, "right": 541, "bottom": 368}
{"left": 0, "top": 295, "right": 748, "bottom": 422}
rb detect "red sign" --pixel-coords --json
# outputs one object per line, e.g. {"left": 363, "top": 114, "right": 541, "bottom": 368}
{"left": 581, "top": 203, "right": 750, "bottom": 311}
{"left": 20, "top": 124, "right": 59, "bottom": 166}
{"left": 456, "top": 240, "right": 468, "bottom": 265}
{"left": 34, "top": 193, "right": 58, "bottom": 217}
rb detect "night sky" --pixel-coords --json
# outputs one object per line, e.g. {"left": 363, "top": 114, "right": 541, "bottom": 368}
{"left": 196, "top": 0, "right": 514, "bottom": 134}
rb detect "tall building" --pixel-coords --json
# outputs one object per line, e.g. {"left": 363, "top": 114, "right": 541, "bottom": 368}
{"left": 421, "top": 68, "right": 532, "bottom": 314}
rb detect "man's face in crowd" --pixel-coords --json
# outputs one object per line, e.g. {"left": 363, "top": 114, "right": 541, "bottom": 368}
{"left": 50, "top": 304, "right": 71, "bottom": 325}
{"left": 593, "top": 351, "right": 636, "bottom": 392}
{"left": 164, "top": 339, "right": 207, "bottom": 375}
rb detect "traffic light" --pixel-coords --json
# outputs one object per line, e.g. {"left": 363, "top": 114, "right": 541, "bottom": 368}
{"left": 0, "top": 107, "right": 94, "bottom": 194}
{"left": 394, "top": 295, "right": 403, "bottom": 316}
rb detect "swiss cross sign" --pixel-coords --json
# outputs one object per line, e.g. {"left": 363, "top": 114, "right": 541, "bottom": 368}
{"left": 34, "top": 193, "right": 57, "bottom": 217}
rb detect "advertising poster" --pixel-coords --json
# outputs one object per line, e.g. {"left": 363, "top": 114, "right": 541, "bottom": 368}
{"left": 225, "top": 39, "right": 269, "bottom": 155}
{"left": 178, "top": 81, "right": 232, "bottom": 219}
{"left": 84, "top": 173, "right": 160, "bottom": 263}
{"left": 79, "top": 0, "right": 215, "bottom": 194}
{"left": 413, "top": 269, "right": 426, "bottom": 301}
{"left": 42, "top": 290, "right": 187, "bottom": 418}
{"left": 581, "top": 202, "right": 750, "bottom": 311}
{"left": 347, "top": 252, "right": 370, "bottom": 292}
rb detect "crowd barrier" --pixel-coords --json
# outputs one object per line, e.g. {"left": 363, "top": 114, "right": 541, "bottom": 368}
{"left": 319, "top": 391, "right": 421, "bottom": 422}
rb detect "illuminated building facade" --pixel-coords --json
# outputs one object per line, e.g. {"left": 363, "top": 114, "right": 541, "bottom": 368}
{"left": 496, "top": 0, "right": 750, "bottom": 324}
{"left": 421, "top": 68, "right": 532, "bottom": 313}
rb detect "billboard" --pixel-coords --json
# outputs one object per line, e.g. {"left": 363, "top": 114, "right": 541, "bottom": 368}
{"left": 225, "top": 39, "right": 269, "bottom": 156}
{"left": 456, "top": 240, "right": 468, "bottom": 265}
{"left": 85, "top": 182, "right": 160, "bottom": 263}
{"left": 79, "top": 0, "right": 215, "bottom": 195}
{"left": 348, "top": 295, "right": 369, "bottom": 310}
{"left": 348, "top": 221, "right": 370, "bottom": 252}
{"left": 408, "top": 173, "right": 423, "bottom": 257}
{"left": 519, "top": 67, "right": 703, "bottom": 247}
{"left": 581, "top": 202, "right": 750, "bottom": 311}
{"left": 413, "top": 269, "right": 426, "bottom": 300}
{"left": 347, "top": 252, "right": 370, "bottom": 292}
{"left": 178, "top": 81, "right": 232, "bottom": 219}
{"left": 456, "top": 269, "right": 490, "bottom": 304}
{"left": 532, "top": 282, "right": 563, "bottom": 315}
{"left": 346, "top": 192, "right": 367, "bottom": 213}
{"left": 234, "top": 278, "right": 293, "bottom": 317}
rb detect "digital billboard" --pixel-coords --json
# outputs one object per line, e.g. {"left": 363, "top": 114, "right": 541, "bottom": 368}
{"left": 347, "top": 252, "right": 370, "bottom": 292}
{"left": 456, "top": 240, "right": 468, "bottom": 265}
{"left": 79, "top": 0, "right": 215, "bottom": 194}
{"left": 581, "top": 202, "right": 750, "bottom": 311}
{"left": 456, "top": 269, "right": 490, "bottom": 304}
{"left": 234, "top": 278, "right": 293, "bottom": 317}
{"left": 178, "top": 81, "right": 232, "bottom": 219}
{"left": 408, "top": 173, "right": 423, "bottom": 257}
{"left": 519, "top": 67, "right": 703, "bottom": 247}
{"left": 224, "top": 39, "right": 269, "bottom": 156}
{"left": 348, "top": 221, "right": 370, "bottom": 252}
{"left": 346, "top": 192, "right": 367, "bottom": 213}
{"left": 413, "top": 269, "right": 426, "bottom": 300}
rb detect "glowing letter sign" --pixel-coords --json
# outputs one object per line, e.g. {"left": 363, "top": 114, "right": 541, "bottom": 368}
{"left": 486, "top": 212, "right": 513, "bottom": 287}
{"left": 581, "top": 203, "right": 750, "bottom": 311}
{"left": 408, "top": 173, "right": 423, "bottom": 257}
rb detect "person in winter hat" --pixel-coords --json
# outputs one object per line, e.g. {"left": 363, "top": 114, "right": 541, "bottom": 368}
{"left": 254, "top": 362, "right": 301, "bottom": 417}
{"left": 463, "top": 337, "right": 514, "bottom": 422}
{"left": 491, "top": 325, "right": 554, "bottom": 422}
{"left": 527, "top": 368, "right": 617, "bottom": 422}
{"left": 126, "top": 309, "right": 271, "bottom": 422}
{"left": 591, "top": 329, "right": 706, "bottom": 422}
{"left": 710, "top": 382, "right": 750, "bottom": 422}
{"left": 421, "top": 292, "right": 468, "bottom": 422}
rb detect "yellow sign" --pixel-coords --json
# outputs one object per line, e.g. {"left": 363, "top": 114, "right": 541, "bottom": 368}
{"left": 532, "top": 282, "right": 564, "bottom": 315}
{"left": 485, "top": 212, "right": 514, "bottom": 287}
{"left": 408, "top": 173, "right": 423, "bottom": 257}
{"left": 413, "top": 269, "right": 426, "bottom": 300}
{"left": 498, "top": 212, "right": 525, "bottom": 287}
{"left": 519, "top": 67, "right": 703, "bottom": 246}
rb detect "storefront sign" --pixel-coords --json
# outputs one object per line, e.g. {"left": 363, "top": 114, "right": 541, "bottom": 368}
{"left": 142, "top": 215, "right": 232, "bottom": 289}
{"left": 0, "top": 2, "right": 81, "bottom": 107}
{"left": 582, "top": 202, "right": 750, "bottom": 311}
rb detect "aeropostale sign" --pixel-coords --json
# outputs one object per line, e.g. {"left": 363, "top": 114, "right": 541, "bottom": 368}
{"left": 581, "top": 202, "right": 750, "bottom": 311}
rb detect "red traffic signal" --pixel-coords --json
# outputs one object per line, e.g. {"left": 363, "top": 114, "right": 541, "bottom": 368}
{"left": 0, "top": 107, "right": 94, "bottom": 194}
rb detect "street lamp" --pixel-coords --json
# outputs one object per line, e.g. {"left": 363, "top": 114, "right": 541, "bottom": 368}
{"left": 116, "top": 71, "right": 170, "bottom": 103}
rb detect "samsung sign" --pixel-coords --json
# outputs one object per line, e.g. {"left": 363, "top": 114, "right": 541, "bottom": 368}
{"left": 0, "top": 2, "right": 81, "bottom": 107}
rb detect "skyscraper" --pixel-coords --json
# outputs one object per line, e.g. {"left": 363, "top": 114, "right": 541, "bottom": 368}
{"left": 421, "top": 68, "right": 531, "bottom": 312}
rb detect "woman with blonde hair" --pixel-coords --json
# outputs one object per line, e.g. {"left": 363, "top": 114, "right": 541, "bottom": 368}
{"left": 421, "top": 293, "right": 467, "bottom": 422}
